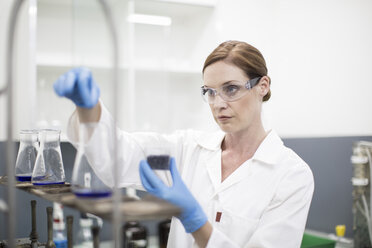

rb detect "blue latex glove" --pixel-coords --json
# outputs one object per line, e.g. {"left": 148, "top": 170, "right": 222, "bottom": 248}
{"left": 139, "top": 157, "right": 207, "bottom": 233}
{"left": 53, "top": 67, "right": 100, "bottom": 108}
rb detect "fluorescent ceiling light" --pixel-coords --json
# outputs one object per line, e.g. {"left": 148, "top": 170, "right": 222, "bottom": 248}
{"left": 128, "top": 14, "right": 172, "bottom": 26}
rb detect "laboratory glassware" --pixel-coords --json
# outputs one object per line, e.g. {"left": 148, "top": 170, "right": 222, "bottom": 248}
{"left": 53, "top": 203, "right": 67, "bottom": 248}
{"left": 75, "top": 213, "right": 93, "bottom": 248}
{"left": 145, "top": 145, "right": 172, "bottom": 187}
{"left": 123, "top": 221, "right": 148, "bottom": 248}
{"left": 71, "top": 123, "right": 112, "bottom": 198}
{"left": 15, "top": 130, "right": 38, "bottom": 181}
{"left": 32, "top": 129, "right": 65, "bottom": 185}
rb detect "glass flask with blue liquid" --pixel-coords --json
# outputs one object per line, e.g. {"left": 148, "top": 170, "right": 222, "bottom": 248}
{"left": 15, "top": 130, "right": 39, "bottom": 182}
{"left": 72, "top": 123, "right": 112, "bottom": 198}
{"left": 32, "top": 129, "right": 65, "bottom": 185}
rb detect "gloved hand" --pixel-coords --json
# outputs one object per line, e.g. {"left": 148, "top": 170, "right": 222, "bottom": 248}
{"left": 53, "top": 67, "right": 100, "bottom": 108}
{"left": 139, "top": 157, "right": 207, "bottom": 233}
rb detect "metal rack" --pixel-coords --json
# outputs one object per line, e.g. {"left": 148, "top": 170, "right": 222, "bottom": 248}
{"left": 351, "top": 141, "right": 372, "bottom": 247}
{"left": 0, "top": 176, "right": 180, "bottom": 222}
{"left": 1, "top": 0, "right": 178, "bottom": 247}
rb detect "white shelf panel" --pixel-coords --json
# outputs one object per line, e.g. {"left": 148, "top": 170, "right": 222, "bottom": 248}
{"left": 134, "top": 0, "right": 216, "bottom": 18}
{"left": 153, "top": 0, "right": 217, "bottom": 7}
{"left": 38, "top": 0, "right": 217, "bottom": 8}
{"left": 36, "top": 58, "right": 201, "bottom": 75}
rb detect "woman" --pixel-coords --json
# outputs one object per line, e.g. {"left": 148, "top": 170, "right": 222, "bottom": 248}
{"left": 54, "top": 40, "right": 314, "bottom": 247}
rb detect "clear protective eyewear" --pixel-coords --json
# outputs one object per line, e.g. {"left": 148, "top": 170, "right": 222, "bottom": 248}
{"left": 201, "top": 77, "right": 261, "bottom": 104}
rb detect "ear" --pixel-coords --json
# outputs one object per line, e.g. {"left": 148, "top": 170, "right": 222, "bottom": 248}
{"left": 257, "top": 76, "right": 270, "bottom": 99}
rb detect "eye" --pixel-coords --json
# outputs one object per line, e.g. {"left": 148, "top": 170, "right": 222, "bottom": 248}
{"left": 202, "top": 87, "right": 216, "bottom": 97}
{"left": 206, "top": 89, "right": 216, "bottom": 97}
{"left": 222, "top": 84, "right": 241, "bottom": 96}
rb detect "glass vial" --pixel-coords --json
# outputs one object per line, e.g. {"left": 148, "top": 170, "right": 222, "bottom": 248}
{"left": 145, "top": 146, "right": 172, "bottom": 187}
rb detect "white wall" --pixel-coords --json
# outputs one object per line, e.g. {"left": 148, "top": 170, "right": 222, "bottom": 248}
{"left": 212, "top": 0, "right": 372, "bottom": 137}
{"left": 1, "top": 0, "right": 371, "bottom": 140}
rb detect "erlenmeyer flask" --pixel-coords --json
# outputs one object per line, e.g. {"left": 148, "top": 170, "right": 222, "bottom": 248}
{"left": 72, "top": 123, "right": 112, "bottom": 198}
{"left": 15, "top": 130, "right": 39, "bottom": 181}
{"left": 32, "top": 129, "right": 65, "bottom": 185}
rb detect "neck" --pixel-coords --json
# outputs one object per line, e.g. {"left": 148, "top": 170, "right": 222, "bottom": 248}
{"left": 222, "top": 123, "right": 267, "bottom": 156}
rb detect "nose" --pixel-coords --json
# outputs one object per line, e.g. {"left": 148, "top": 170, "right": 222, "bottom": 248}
{"left": 212, "top": 94, "right": 228, "bottom": 109}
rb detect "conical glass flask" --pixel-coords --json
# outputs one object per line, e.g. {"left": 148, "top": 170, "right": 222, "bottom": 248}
{"left": 72, "top": 123, "right": 112, "bottom": 198}
{"left": 15, "top": 130, "right": 39, "bottom": 182}
{"left": 32, "top": 129, "right": 65, "bottom": 185}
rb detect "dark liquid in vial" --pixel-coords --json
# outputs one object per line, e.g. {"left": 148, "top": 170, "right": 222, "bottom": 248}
{"left": 16, "top": 175, "right": 32, "bottom": 182}
{"left": 147, "top": 155, "right": 170, "bottom": 170}
{"left": 74, "top": 189, "right": 112, "bottom": 198}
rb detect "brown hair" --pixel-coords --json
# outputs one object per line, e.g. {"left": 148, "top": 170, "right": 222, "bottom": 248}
{"left": 203, "top": 40, "right": 271, "bottom": 101}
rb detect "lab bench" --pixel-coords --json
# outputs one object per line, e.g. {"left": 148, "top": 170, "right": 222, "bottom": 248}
{"left": 304, "top": 229, "right": 353, "bottom": 248}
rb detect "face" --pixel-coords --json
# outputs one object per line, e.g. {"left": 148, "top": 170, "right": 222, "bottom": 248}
{"left": 203, "top": 61, "right": 269, "bottom": 134}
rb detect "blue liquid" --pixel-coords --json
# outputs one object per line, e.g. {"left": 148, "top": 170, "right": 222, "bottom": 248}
{"left": 54, "top": 239, "right": 67, "bottom": 248}
{"left": 16, "top": 175, "right": 32, "bottom": 182}
{"left": 74, "top": 189, "right": 112, "bottom": 198}
{"left": 32, "top": 181, "right": 65, "bottom": 186}
{"left": 32, "top": 175, "right": 65, "bottom": 185}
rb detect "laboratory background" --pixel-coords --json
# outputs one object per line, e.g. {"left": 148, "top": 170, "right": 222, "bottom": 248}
{"left": 1, "top": 0, "right": 372, "bottom": 247}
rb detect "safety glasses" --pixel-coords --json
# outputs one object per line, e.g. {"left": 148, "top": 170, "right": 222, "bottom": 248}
{"left": 201, "top": 77, "right": 261, "bottom": 104}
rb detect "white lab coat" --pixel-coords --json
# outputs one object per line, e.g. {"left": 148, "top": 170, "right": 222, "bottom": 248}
{"left": 67, "top": 103, "right": 314, "bottom": 248}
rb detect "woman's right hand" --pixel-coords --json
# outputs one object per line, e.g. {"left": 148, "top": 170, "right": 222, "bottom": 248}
{"left": 54, "top": 67, "right": 100, "bottom": 109}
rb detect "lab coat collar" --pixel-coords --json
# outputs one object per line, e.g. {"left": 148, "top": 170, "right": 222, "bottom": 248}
{"left": 196, "top": 129, "right": 284, "bottom": 165}
{"left": 252, "top": 130, "right": 284, "bottom": 165}
{"left": 200, "top": 129, "right": 284, "bottom": 195}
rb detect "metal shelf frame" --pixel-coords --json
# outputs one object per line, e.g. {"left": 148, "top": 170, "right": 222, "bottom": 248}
{"left": 1, "top": 0, "right": 121, "bottom": 247}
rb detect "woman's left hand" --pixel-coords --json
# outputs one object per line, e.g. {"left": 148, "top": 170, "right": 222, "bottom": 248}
{"left": 139, "top": 157, "right": 207, "bottom": 233}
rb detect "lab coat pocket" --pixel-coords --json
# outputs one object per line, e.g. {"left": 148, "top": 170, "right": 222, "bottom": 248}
{"left": 213, "top": 207, "right": 259, "bottom": 246}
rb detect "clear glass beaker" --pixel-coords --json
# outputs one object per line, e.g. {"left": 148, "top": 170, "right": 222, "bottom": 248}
{"left": 72, "top": 123, "right": 112, "bottom": 198}
{"left": 15, "top": 130, "right": 39, "bottom": 182}
{"left": 32, "top": 129, "right": 65, "bottom": 185}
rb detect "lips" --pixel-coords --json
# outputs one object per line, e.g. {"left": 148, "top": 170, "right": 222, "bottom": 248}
{"left": 217, "top": 115, "right": 232, "bottom": 121}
